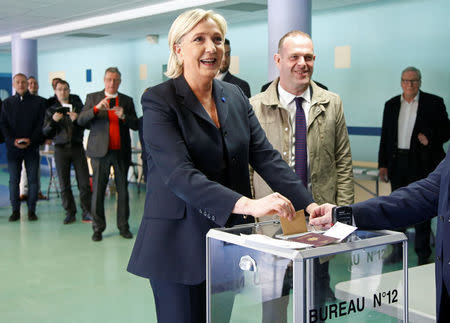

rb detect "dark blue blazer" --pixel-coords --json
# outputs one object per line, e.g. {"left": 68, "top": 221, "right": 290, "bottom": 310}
{"left": 353, "top": 147, "right": 450, "bottom": 322}
{"left": 0, "top": 92, "right": 46, "bottom": 153}
{"left": 127, "top": 76, "right": 313, "bottom": 285}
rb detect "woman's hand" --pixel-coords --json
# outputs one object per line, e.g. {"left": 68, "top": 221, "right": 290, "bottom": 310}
{"left": 233, "top": 193, "right": 296, "bottom": 220}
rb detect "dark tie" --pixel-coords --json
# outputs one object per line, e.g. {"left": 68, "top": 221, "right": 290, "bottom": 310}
{"left": 294, "top": 97, "right": 307, "bottom": 187}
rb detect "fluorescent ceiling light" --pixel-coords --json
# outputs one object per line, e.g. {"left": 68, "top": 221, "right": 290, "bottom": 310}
{"left": 20, "top": 0, "right": 225, "bottom": 39}
{"left": 0, "top": 35, "right": 12, "bottom": 44}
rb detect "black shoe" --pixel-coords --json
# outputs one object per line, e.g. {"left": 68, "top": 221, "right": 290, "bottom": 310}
{"left": 81, "top": 214, "right": 93, "bottom": 223}
{"left": 63, "top": 215, "right": 76, "bottom": 224}
{"left": 28, "top": 211, "right": 38, "bottom": 221}
{"left": 9, "top": 211, "right": 20, "bottom": 222}
{"left": 120, "top": 230, "right": 133, "bottom": 239}
{"left": 92, "top": 232, "right": 102, "bottom": 241}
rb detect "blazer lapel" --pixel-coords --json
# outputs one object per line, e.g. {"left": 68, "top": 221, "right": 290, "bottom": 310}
{"left": 174, "top": 76, "right": 216, "bottom": 127}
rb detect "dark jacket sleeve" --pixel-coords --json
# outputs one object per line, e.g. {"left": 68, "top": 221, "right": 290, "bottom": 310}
{"left": 241, "top": 80, "right": 251, "bottom": 98}
{"left": 0, "top": 100, "right": 14, "bottom": 145}
{"left": 353, "top": 157, "right": 443, "bottom": 229}
{"left": 426, "top": 96, "right": 450, "bottom": 145}
{"left": 78, "top": 93, "right": 102, "bottom": 127}
{"left": 378, "top": 101, "right": 391, "bottom": 169}
{"left": 42, "top": 107, "right": 60, "bottom": 139}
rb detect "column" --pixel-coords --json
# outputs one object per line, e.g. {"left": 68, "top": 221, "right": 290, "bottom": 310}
{"left": 11, "top": 34, "right": 38, "bottom": 86}
{"left": 267, "top": 0, "right": 312, "bottom": 81}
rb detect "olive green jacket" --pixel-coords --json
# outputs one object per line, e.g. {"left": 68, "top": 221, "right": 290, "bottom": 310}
{"left": 250, "top": 78, "right": 354, "bottom": 206}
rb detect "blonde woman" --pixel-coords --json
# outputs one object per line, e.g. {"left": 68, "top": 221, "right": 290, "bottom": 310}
{"left": 127, "top": 9, "right": 318, "bottom": 323}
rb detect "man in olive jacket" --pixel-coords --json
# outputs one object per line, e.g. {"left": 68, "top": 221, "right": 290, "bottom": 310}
{"left": 250, "top": 31, "right": 353, "bottom": 322}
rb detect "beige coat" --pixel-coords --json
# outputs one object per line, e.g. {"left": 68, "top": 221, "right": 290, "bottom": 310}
{"left": 250, "top": 78, "right": 354, "bottom": 207}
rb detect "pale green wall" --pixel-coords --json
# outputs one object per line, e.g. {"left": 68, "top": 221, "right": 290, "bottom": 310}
{"left": 1, "top": 0, "right": 449, "bottom": 161}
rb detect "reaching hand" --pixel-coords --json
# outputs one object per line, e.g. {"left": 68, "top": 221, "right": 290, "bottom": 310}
{"left": 309, "top": 203, "right": 336, "bottom": 229}
{"left": 52, "top": 112, "right": 64, "bottom": 122}
{"left": 14, "top": 138, "right": 31, "bottom": 149}
{"left": 379, "top": 167, "right": 388, "bottom": 182}
{"left": 418, "top": 133, "right": 429, "bottom": 146}
{"left": 113, "top": 106, "right": 125, "bottom": 120}
{"left": 233, "top": 193, "right": 296, "bottom": 220}
{"left": 96, "top": 97, "right": 110, "bottom": 110}
{"left": 68, "top": 111, "right": 78, "bottom": 121}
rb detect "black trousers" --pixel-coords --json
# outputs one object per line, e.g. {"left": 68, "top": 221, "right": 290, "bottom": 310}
{"left": 54, "top": 144, "right": 91, "bottom": 217}
{"left": 7, "top": 147, "right": 39, "bottom": 212}
{"left": 90, "top": 150, "right": 130, "bottom": 233}
{"left": 390, "top": 151, "right": 432, "bottom": 262}
{"left": 150, "top": 279, "right": 206, "bottom": 323}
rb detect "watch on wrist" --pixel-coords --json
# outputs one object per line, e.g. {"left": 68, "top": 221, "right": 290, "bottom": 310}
{"left": 332, "top": 206, "right": 353, "bottom": 225}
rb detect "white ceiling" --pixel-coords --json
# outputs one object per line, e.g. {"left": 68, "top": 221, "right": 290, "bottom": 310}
{"left": 0, "top": 0, "right": 378, "bottom": 53}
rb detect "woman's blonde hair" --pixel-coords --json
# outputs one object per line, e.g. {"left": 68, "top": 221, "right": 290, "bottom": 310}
{"left": 165, "top": 9, "right": 227, "bottom": 79}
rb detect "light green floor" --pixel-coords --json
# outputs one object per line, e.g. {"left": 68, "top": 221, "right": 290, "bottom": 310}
{"left": 0, "top": 168, "right": 435, "bottom": 322}
{"left": 0, "top": 172, "right": 155, "bottom": 323}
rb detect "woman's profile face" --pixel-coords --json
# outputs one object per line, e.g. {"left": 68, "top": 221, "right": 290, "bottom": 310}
{"left": 175, "top": 18, "right": 224, "bottom": 82}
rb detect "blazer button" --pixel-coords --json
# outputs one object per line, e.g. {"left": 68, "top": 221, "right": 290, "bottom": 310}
{"left": 224, "top": 131, "right": 228, "bottom": 137}
{"left": 211, "top": 216, "right": 216, "bottom": 221}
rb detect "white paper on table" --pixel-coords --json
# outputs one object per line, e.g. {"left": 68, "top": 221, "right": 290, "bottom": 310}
{"left": 324, "top": 222, "right": 357, "bottom": 241}
{"left": 241, "top": 234, "right": 312, "bottom": 249}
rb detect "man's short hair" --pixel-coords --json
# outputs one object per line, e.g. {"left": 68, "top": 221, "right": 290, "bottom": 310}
{"left": 105, "top": 67, "right": 121, "bottom": 78}
{"left": 278, "top": 30, "right": 312, "bottom": 53}
{"left": 224, "top": 38, "right": 230, "bottom": 46}
{"left": 28, "top": 76, "right": 37, "bottom": 81}
{"left": 13, "top": 73, "right": 27, "bottom": 81}
{"left": 402, "top": 66, "right": 422, "bottom": 80}
{"left": 56, "top": 80, "right": 70, "bottom": 89}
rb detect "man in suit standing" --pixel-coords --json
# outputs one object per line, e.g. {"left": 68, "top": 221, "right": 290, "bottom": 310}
{"left": 310, "top": 147, "right": 450, "bottom": 323}
{"left": 78, "top": 67, "right": 138, "bottom": 241}
{"left": 216, "top": 38, "right": 251, "bottom": 97}
{"left": 250, "top": 30, "right": 354, "bottom": 321}
{"left": 378, "top": 66, "right": 450, "bottom": 265}
{"left": 0, "top": 73, "right": 46, "bottom": 221}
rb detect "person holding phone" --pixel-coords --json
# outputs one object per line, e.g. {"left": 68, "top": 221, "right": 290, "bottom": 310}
{"left": 43, "top": 80, "right": 92, "bottom": 224}
{"left": 78, "top": 67, "right": 139, "bottom": 241}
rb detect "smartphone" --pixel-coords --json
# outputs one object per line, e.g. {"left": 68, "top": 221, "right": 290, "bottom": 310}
{"left": 56, "top": 107, "right": 70, "bottom": 114}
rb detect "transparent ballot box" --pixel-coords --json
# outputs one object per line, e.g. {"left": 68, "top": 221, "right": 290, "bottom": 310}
{"left": 206, "top": 220, "right": 408, "bottom": 323}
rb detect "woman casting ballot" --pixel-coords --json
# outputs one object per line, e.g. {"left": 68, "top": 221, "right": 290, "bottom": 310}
{"left": 127, "top": 8, "right": 318, "bottom": 323}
